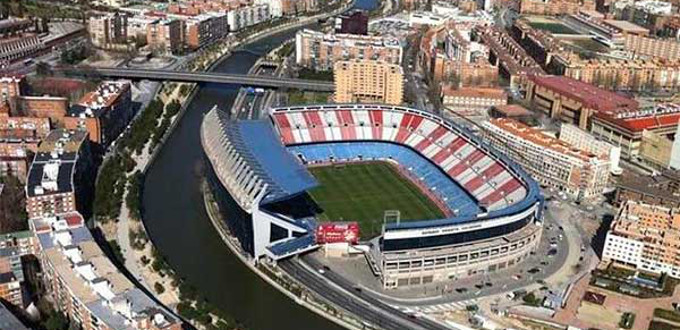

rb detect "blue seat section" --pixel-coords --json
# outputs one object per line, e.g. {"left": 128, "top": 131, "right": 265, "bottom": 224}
{"left": 287, "top": 142, "right": 481, "bottom": 218}
{"left": 224, "top": 120, "right": 319, "bottom": 204}
{"left": 267, "top": 234, "right": 316, "bottom": 257}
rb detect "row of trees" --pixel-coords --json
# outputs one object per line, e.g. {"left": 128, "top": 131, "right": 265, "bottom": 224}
{"left": 93, "top": 152, "right": 135, "bottom": 222}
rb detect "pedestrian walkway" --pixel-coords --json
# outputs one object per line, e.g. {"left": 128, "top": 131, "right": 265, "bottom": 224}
{"left": 396, "top": 299, "right": 477, "bottom": 314}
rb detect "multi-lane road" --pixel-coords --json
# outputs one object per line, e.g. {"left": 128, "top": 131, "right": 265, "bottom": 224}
{"left": 280, "top": 258, "right": 451, "bottom": 330}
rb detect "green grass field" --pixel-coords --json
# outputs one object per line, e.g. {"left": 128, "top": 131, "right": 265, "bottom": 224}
{"left": 528, "top": 22, "right": 581, "bottom": 35}
{"left": 308, "top": 162, "right": 445, "bottom": 238}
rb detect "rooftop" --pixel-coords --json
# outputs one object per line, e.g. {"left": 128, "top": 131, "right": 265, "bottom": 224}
{"left": 26, "top": 129, "right": 88, "bottom": 198}
{"left": 298, "top": 29, "right": 402, "bottom": 48}
{"left": 593, "top": 103, "right": 680, "bottom": 133}
{"left": 492, "top": 104, "right": 532, "bottom": 117}
{"left": 0, "top": 300, "right": 28, "bottom": 330}
{"left": 442, "top": 86, "right": 508, "bottom": 99}
{"left": 219, "top": 116, "right": 319, "bottom": 204}
{"left": 489, "top": 118, "right": 603, "bottom": 162}
{"left": 529, "top": 75, "right": 638, "bottom": 113}
{"left": 71, "top": 81, "right": 130, "bottom": 118}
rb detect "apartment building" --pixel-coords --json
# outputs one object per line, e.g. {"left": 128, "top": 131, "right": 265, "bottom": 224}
{"left": 147, "top": 19, "right": 184, "bottom": 54}
{"left": 89, "top": 13, "right": 128, "bottom": 49}
{"left": 519, "top": 0, "right": 595, "bottom": 15}
{"left": 127, "top": 16, "right": 158, "bottom": 42}
{"left": 31, "top": 213, "right": 183, "bottom": 330}
{"left": 0, "top": 101, "right": 51, "bottom": 180}
{"left": 441, "top": 86, "right": 507, "bottom": 120}
{"left": 333, "top": 60, "right": 403, "bottom": 105}
{"left": 280, "top": 0, "right": 317, "bottom": 15}
{"left": 25, "top": 129, "right": 94, "bottom": 219}
{"left": 433, "top": 23, "right": 499, "bottom": 87}
{"left": 0, "top": 231, "right": 35, "bottom": 308}
{"left": 65, "top": 81, "right": 132, "bottom": 145}
{"left": 295, "top": 29, "right": 402, "bottom": 71}
{"left": 476, "top": 26, "right": 545, "bottom": 88}
{"left": 185, "top": 12, "right": 228, "bottom": 50}
{"left": 590, "top": 103, "right": 680, "bottom": 159}
{"left": 552, "top": 55, "right": 680, "bottom": 91}
{"left": 482, "top": 118, "right": 611, "bottom": 200}
{"left": 227, "top": 4, "right": 270, "bottom": 31}
{"left": 624, "top": 34, "right": 680, "bottom": 60}
{"left": 559, "top": 123, "right": 622, "bottom": 174}
{"left": 524, "top": 75, "right": 639, "bottom": 129}
{"left": 0, "top": 76, "right": 23, "bottom": 104}
{"left": 603, "top": 200, "right": 680, "bottom": 278}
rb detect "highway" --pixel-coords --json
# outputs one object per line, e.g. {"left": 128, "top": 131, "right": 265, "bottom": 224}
{"left": 280, "top": 258, "right": 450, "bottom": 330}
{"left": 54, "top": 66, "right": 336, "bottom": 92}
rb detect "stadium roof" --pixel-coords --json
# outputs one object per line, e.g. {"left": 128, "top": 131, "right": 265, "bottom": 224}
{"left": 224, "top": 120, "right": 318, "bottom": 204}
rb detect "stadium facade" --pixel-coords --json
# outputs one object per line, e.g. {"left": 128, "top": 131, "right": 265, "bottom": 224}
{"left": 201, "top": 104, "right": 544, "bottom": 288}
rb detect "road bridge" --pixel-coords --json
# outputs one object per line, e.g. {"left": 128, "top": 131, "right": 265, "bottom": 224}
{"left": 56, "top": 67, "right": 335, "bottom": 92}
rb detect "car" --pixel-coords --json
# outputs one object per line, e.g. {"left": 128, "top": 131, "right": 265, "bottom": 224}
{"left": 558, "top": 226, "right": 564, "bottom": 231}
{"left": 528, "top": 267, "right": 540, "bottom": 274}
{"left": 485, "top": 282, "right": 493, "bottom": 287}
{"left": 455, "top": 287, "right": 468, "bottom": 293}
{"left": 512, "top": 274, "right": 522, "bottom": 280}
{"left": 474, "top": 283, "right": 484, "bottom": 289}
{"left": 317, "top": 269, "right": 325, "bottom": 274}
{"left": 540, "top": 261, "right": 549, "bottom": 266}
{"left": 548, "top": 249, "right": 558, "bottom": 256}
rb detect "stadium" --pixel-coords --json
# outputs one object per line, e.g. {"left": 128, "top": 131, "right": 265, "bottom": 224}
{"left": 201, "top": 104, "right": 544, "bottom": 288}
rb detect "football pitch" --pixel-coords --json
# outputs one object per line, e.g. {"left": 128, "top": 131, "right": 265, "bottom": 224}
{"left": 308, "top": 162, "right": 445, "bottom": 238}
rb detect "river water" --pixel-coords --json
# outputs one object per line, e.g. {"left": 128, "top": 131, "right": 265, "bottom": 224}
{"left": 141, "top": 5, "right": 377, "bottom": 329}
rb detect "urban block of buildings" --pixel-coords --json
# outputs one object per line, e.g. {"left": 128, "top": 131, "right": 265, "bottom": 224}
{"left": 603, "top": 200, "right": 680, "bottom": 278}
{"left": 419, "top": 23, "right": 500, "bottom": 88}
{"left": 333, "top": 60, "right": 404, "bottom": 105}
{"left": 519, "top": 0, "right": 595, "bottom": 15}
{"left": 482, "top": 118, "right": 611, "bottom": 201}
{"left": 31, "top": 212, "right": 182, "bottom": 330}
{"left": 295, "top": 29, "right": 403, "bottom": 71}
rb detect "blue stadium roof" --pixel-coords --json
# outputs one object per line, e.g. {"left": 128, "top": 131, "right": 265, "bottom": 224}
{"left": 225, "top": 120, "right": 318, "bottom": 204}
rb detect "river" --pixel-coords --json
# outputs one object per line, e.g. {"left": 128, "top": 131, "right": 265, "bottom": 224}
{"left": 141, "top": 6, "right": 376, "bottom": 330}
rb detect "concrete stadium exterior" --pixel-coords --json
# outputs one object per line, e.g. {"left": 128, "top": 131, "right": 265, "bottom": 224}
{"left": 200, "top": 104, "right": 544, "bottom": 288}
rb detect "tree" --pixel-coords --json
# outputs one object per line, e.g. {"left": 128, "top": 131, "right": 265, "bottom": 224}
{"left": 44, "top": 312, "right": 69, "bottom": 330}
{"left": 154, "top": 282, "right": 165, "bottom": 294}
